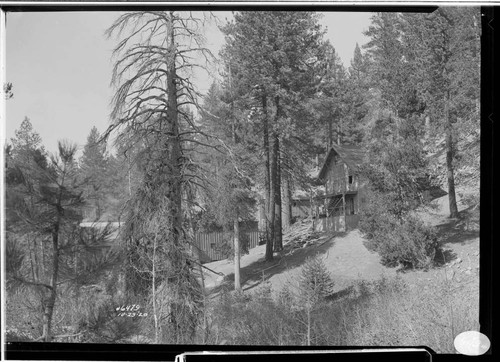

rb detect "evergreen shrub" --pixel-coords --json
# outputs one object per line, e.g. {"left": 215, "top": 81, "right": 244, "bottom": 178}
{"left": 361, "top": 198, "right": 439, "bottom": 270}
{"left": 380, "top": 217, "right": 439, "bottom": 269}
{"left": 298, "top": 256, "right": 335, "bottom": 305}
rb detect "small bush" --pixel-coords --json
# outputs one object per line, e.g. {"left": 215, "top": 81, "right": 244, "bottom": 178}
{"left": 378, "top": 217, "right": 439, "bottom": 269}
{"left": 298, "top": 256, "right": 335, "bottom": 305}
{"left": 360, "top": 191, "right": 439, "bottom": 270}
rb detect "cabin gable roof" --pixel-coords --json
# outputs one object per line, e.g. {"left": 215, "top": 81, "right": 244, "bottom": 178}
{"left": 318, "top": 143, "right": 365, "bottom": 181}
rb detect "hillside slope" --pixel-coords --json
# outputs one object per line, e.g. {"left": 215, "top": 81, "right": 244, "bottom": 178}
{"left": 202, "top": 192, "right": 479, "bottom": 299}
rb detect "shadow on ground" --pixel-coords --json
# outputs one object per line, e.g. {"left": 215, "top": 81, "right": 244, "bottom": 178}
{"left": 210, "top": 233, "right": 337, "bottom": 293}
{"left": 325, "top": 285, "right": 355, "bottom": 302}
{"left": 434, "top": 247, "right": 458, "bottom": 267}
{"left": 433, "top": 208, "right": 478, "bottom": 266}
{"left": 435, "top": 219, "right": 479, "bottom": 246}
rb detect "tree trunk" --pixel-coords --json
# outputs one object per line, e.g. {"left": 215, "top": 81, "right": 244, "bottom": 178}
{"left": 152, "top": 233, "right": 159, "bottom": 344}
{"left": 28, "top": 235, "right": 38, "bottom": 282}
{"left": 272, "top": 96, "right": 282, "bottom": 251}
{"left": 268, "top": 150, "right": 276, "bottom": 260}
{"left": 282, "top": 175, "right": 292, "bottom": 230}
{"left": 306, "top": 306, "right": 311, "bottom": 346}
{"left": 128, "top": 168, "right": 132, "bottom": 196}
{"left": 445, "top": 90, "right": 459, "bottom": 218}
{"left": 425, "top": 115, "right": 431, "bottom": 141}
{"left": 187, "top": 207, "right": 207, "bottom": 343}
{"left": 233, "top": 216, "right": 241, "bottom": 291}
{"left": 39, "top": 237, "right": 45, "bottom": 282}
{"left": 263, "top": 95, "right": 273, "bottom": 262}
{"left": 231, "top": 95, "right": 242, "bottom": 289}
{"left": 187, "top": 207, "right": 205, "bottom": 291}
{"left": 166, "top": 12, "right": 183, "bottom": 252}
{"left": 273, "top": 133, "right": 282, "bottom": 251}
{"left": 42, "top": 226, "right": 60, "bottom": 342}
{"left": 165, "top": 12, "right": 185, "bottom": 340}
{"left": 258, "top": 198, "right": 266, "bottom": 233}
{"left": 328, "top": 117, "right": 333, "bottom": 150}
{"left": 42, "top": 293, "right": 56, "bottom": 342}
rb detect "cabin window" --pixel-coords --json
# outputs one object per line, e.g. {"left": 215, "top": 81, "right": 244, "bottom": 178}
{"left": 348, "top": 175, "right": 353, "bottom": 184}
{"left": 210, "top": 243, "right": 216, "bottom": 249}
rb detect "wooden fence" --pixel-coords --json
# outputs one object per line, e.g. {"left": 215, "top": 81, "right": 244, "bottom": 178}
{"left": 195, "top": 231, "right": 264, "bottom": 262}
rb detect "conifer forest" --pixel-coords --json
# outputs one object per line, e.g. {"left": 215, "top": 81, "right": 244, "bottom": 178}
{"left": 3, "top": 8, "right": 483, "bottom": 353}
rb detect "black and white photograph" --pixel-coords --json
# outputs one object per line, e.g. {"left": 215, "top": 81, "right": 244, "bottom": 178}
{"left": 1, "top": 3, "right": 487, "bottom": 356}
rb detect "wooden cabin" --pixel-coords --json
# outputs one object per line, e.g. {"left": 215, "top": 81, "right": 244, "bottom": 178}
{"left": 314, "top": 143, "right": 367, "bottom": 232}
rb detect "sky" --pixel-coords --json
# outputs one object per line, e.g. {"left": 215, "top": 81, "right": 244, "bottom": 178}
{"left": 4, "top": 11, "right": 371, "bottom": 154}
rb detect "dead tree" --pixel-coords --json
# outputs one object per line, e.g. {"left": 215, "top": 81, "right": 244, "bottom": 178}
{"left": 104, "top": 11, "right": 213, "bottom": 343}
